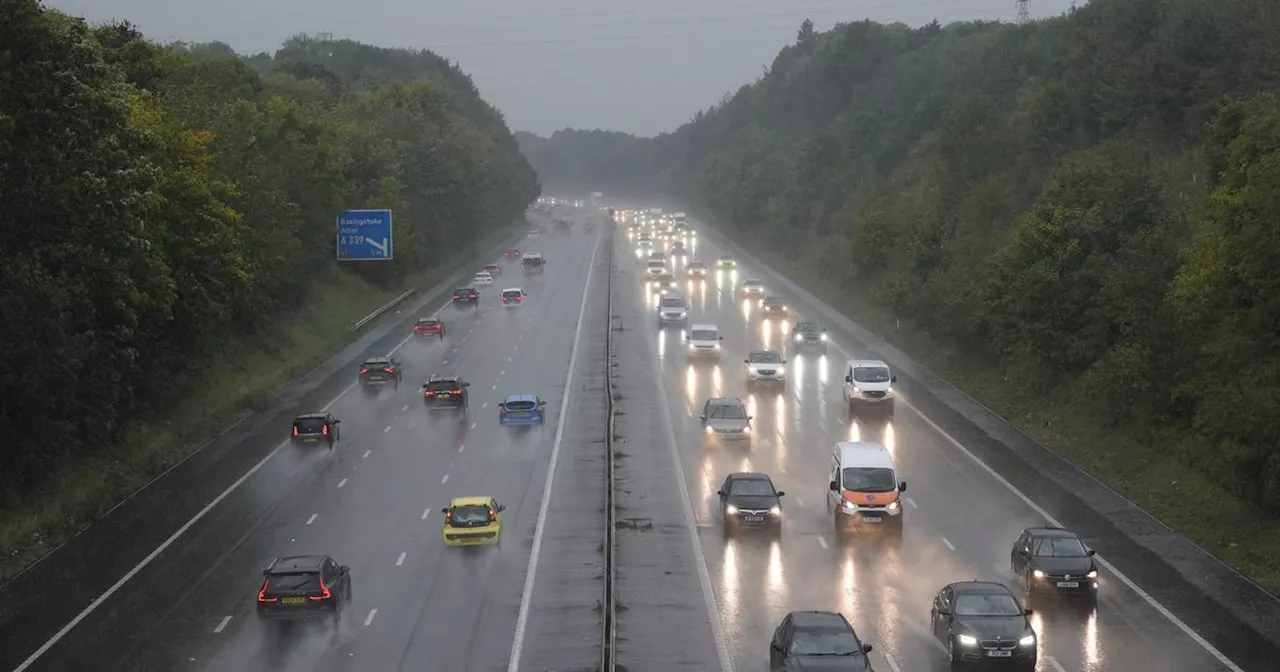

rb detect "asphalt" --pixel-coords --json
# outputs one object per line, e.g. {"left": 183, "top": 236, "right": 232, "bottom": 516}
{"left": 612, "top": 224, "right": 1280, "bottom": 672}
{"left": 0, "top": 215, "right": 610, "bottom": 672}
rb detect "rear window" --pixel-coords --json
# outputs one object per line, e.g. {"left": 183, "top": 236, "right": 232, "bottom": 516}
{"left": 502, "top": 290, "right": 523, "bottom": 299}
{"left": 363, "top": 359, "right": 391, "bottom": 368}
{"left": 690, "top": 329, "right": 717, "bottom": 341}
{"left": 425, "top": 380, "right": 461, "bottom": 392}
{"left": 266, "top": 572, "right": 321, "bottom": 592}
{"left": 450, "top": 505, "right": 491, "bottom": 526}
{"left": 522, "top": 257, "right": 543, "bottom": 266}
{"left": 660, "top": 297, "right": 686, "bottom": 307}
{"left": 708, "top": 403, "right": 747, "bottom": 419}
{"left": 504, "top": 400, "right": 537, "bottom": 411}
{"left": 647, "top": 260, "right": 664, "bottom": 267}
{"left": 294, "top": 418, "right": 325, "bottom": 432}
{"left": 417, "top": 318, "right": 437, "bottom": 325}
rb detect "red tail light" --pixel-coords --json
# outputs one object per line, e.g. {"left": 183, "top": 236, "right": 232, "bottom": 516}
{"left": 499, "top": 406, "right": 507, "bottom": 414}
{"left": 310, "top": 574, "right": 332, "bottom": 601}
{"left": 292, "top": 426, "right": 298, "bottom": 436}
{"left": 488, "top": 508, "right": 497, "bottom": 522}
{"left": 258, "top": 580, "right": 277, "bottom": 602}
{"left": 322, "top": 424, "right": 329, "bottom": 435}
{"left": 516, "top": 296, "right": 524, "bottom": 302}
{"left": 502, "top": 297, "right": 509, "bottom": 303}
{"left": 453, "top": 293, "right": 460, "bottom": 299}
{"left": 359, "top": 368, "right": 368, "bottom": 374}
{"left": 424, "top": 391, "right": 435, "bottom": 397}
{"left": 452, "top": 388, "right": 462, "bottom": 394}
{"left": 384, "top": 367, "right": 395, "bottom": 374}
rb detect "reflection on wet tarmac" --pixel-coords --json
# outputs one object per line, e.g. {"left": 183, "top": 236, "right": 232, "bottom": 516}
{"left": 711, "top": 365, "right": 722, "bottom": 396}
{"left": 740, "top": 297, "right": 752, "bottom": 321}
{"left": 657, "top": 327, "right": 666, "bottom": 359}
{"left": 767, "top": 541, "right": 785, "bottom": 601}
{"left": 685, "top": 365, "right": 698, "bottom": 403}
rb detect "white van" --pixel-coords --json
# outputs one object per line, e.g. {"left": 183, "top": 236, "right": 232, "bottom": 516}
{"left": 826, "top": 441, "right": 906, "bottom": 537}
{"left": 686, "top": 324, "right": 722, "bottom": 358}
{"left": 841, "top": 359, "right": 897, "bottom": 414}
{"left": 645, "top": 259, "right": 667, "bottom": 276}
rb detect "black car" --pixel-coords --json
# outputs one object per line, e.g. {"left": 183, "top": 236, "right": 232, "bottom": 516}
{"left": 717, "top": 472, "right": 785, "bottom": 536}
{"left": 256, "top": 555, "right": 352, "bottom": 621}
{"left": 291, "top": 413, "right": 340, "bottom": 448}
{"left": 423, "top": 375, "right": 470, "bottom": 413}
{"left": 769, "top": 610, "right": 875, "bottom": 671}
{"left": 930, "top": 581, "right": 1037, "bottom": 671}
{"left": 452, "top": 286, "right": 479, "bottom": 306}
{"left": 760, "top": 296, "right": 789, "bottom": 318}
{"left": 1010, "top": 526, "right": 1099, "bottom": 601}
{"left": 793, "top": 320, "right": 828, "bottom": 353}
{"left": 359, "top": 356, "right": 403, "bottom": 389}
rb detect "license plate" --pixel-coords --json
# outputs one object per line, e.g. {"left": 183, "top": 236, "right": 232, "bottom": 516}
{"left": 280, "top": 596, "right": 305, "bottom": 605}
{"left": 743, "top": 515, "right": 765, "bottom": 522}
{"left": 862, "top": 516, "right": 883, "bottom": 523}
{"left": 986, "top": 650, "right": 1012, "bottom": 658}
{"left": 368, "top": 376, "right": 383, "bottom": 381}
{"left": 302, "top": 437, "right": 318, "bottom": 443}
{"left": 1057, "top": 581, "right": 1080, "bottom": 588}
{"left": 513, "top": 412, "right": 529, "bottom": 417}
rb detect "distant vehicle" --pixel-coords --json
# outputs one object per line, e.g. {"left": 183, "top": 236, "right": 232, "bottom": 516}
{"left": 645, "top": 259, "right": 667, "bottom": 277}
{"left": 422, "top": 375, "right": 470, "bottom": 413}
{"left": 291, "top": 413, "right": 340, "bottom": 448}
{"left": 650, "top": 273, "right": 678, "bottom": 295}
{"left": 413, "top": 317, "right": 445, "bottom": 337}
{"left": 717, "top": 472, "right": 784, "bottom": 536}
{"left": 1010, "top": 526, "right": 1099, "bottom": 602}
{"left": 482, "top": 263, "right": 502, "bottom": 276}
{"left": 504, "top": 249, "right": 523, "bottom": 259}
{"left": 452, "top": 286, "right": 479, "bottom": 305}
{"left": 769, "top": 611, "right": 874, "bottom": 671}
{"left": 521, "top": 253, "right": 545, "bottom": 274}
{"left": 930, "top": 581, "right": 1037, "bottom": 670}
{"left": 744, "top": 350, "right": 786, "bottom": 385}
{"left": 686, "top": 261, "right": 708, "bottom": 277}
{"left": 501, "top": 287, "right": 528, "bottom": 307}
{"left": 687, "top": 324, "right": 723, "bottom": 358}
{"left": 441, "top": 496, "right": 505, "bottom": 547}
{"left": 527, "top": 230, "right": 541, "bottom": 240}
{"left": 699, "top": 397, "right": 752, "bottom": 442}
{"left": 637, "top": 235, "right": 653, "bottom": 249}
{"left": 793, "top": 320, "right": 828, "bottom": 353}
{"left": 671, "top": 240, "right": 685, "bottom": 254}
{"left": 473, "top": 271, "right": 494, "bottom": 286}
{"left": 717, "top": 255, "right": 737, "bottom": 269}
{"left": 256, "top": 555, "right": 352, "bottom": 622}
{"left": 760, "top": 296, "right": 789, "bottom": 318}
{"left": 657, "top": 294, "right": 688, "bottom": 325}
{"left": 359, "top": 356, "right": 403, "bottom": 389}
{"left": 499, "top": 394, "right": 546, "bottom": 426}
{"left": 741, "top": 279, "right": 766, "bottom": 296}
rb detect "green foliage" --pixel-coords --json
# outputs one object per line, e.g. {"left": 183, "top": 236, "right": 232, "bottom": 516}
{"left": 0, "top": 2, "right": 538, "bottom": 507}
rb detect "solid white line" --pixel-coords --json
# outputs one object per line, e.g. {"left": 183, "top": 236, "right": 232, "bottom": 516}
{"left": 337, "top": 478, "right": 347, "bottom": 489}
{"left": 363, "top": 608, "right": 377, "bottom": 627}
{"left": 305, "top": 513, "right": 318, "bottom": 526}
{"left": 817, "top": 536, "right": 829, "bottom": 549}
{"left": 942, "top": 537, "right": 956, "bottom": 551}
{"left": 396, "top": 552, "right": 406, "bottom": 567}
{"left": 421, "top": 508, "right": 431, "bottom": 520}
{"left": 508, "top": 231, "right": 602, "bottom": 672}
{"left": 884, "top": 652, "right": 903, "bottom": 672}
{"left": 213, "top": 615, "right": 232, "bottom": 634}
{"left": 1046, "top": 656, "right": 1066, "bottom": 672}
{"left": 362, "top": 449, "right": 371, "bottom": 459}
{"left": 441, "top": 474, "right": 449, "bottom": 484}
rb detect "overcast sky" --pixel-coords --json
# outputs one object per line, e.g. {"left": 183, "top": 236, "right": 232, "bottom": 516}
{"left": 47, "top": 0, "right": 1078, "bottom": 137}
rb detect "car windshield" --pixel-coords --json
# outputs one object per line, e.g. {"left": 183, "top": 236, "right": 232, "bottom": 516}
{"left": 841, "top": 467, "right": 897, "bottom": 493}
{"left": 790, "top": 621, "right": 861, "bottom": 656}
{"left": 954, "top": 593, "right": 1023, "bottom": 617}
{"left": 450, "top": 505, "right": 491, "bottom": 526}
{"left": 454, "top": 287, "right": 471, "bottom": 293}
{"left": 691, "top": 329, "right": 718, "bottom": 341}
{"left": 523, "top": 257, "right": 542, "bottom": 265}
{"left": 690, "top": 263, "right": 706, "bottom": 269}
{"left": 425, "top": 380, "right": 461, "bottom": 392}
{"left": 764, "top": 298, "right": 784, "bottom": 306}
{"left": 729, "top": 479, "right": 775, "bottom": 496}
{"left": 708, "top": 403, "right": 747, "bottom": 420}
{"left": 853, "top": 367, "right": 892, "bottom": 383}
{"left": 1033, "top": 537, "right": 1089, "bottom": 557}
{"left": 660, "top": 297, "right": 686, "bottom": 307}
{"left": 266, "top": 572, "right": 321, "bottom": 592}
{"left": 475, "top": 272, "right": 489, "bottom": 278}
{"left": 798, "top": 322, "right": 820, "bottom": 333}
{"left": 294, "top": 418, "right": 325, "bottom": 433}
{"left": 749, "top": 352, "right": 783, "bottom": 363}
{"left": 505, "top": 400, "right": 537, "bottom": 411}
{"left": 745, "top": 280, "right": 764, "bottom": 287}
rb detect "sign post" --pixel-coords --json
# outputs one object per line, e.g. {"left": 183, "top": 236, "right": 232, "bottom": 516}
{"left": 336, "top": 209, "right": 394, "bottom": 261}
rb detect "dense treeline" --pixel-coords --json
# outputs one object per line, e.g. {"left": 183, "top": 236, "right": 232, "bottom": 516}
{"left": 525, "top": 1, "right": 1280, "bottom": 511}
{"left": 0, "top": 1, "right": 538, "bottom": 506}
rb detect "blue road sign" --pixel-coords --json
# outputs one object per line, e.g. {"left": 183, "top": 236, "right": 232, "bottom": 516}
{"left": 336, "top": 209, "right": 394, "bottom": 261}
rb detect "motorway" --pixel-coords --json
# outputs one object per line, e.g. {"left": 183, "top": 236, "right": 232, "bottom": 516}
{"left": 1, "top": 220, "right": 609, "bottom": 672}
{"left": 612, "top": 226, "right": 1271, "bottom": 672}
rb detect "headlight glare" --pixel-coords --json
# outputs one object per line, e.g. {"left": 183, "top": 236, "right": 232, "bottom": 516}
{"left": 1033, "top": 569, "right": 1045, "bottom": 578}
{"left": 956, "top": 634, "right": 977, "bottom": 647}
{"left": 725, "top": 504, "right": 738, "bottom": 514}
{"left": 1018, "top": 635, "right": 1035, "bottom": 647}
{"left": 820, "top": 333, "right": 828, "bottom": 341}
{"left": 1087, "top": 570, "right": 1098, "bottom": 578}
{"left": 887, "top": 501, "right": 900, "bottom": 510}
{"left": 769, "top": 506, "right": 781, "bottom": 516}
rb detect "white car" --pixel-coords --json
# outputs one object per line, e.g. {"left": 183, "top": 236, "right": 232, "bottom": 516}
{"left": 687, "top": 262, "right": 708, "bottom": 277}
{"left": 501, "top": 287, "right": 527, "bottom": 307}
{"left": 637, "top": 236, "right": 653, "bottom": 248}
{"left": 658, "top": 295, "right": 689, "bottom": 325}
{"left": 528, "top": 230, "right": 541, "bottom": 240}
{"left": 686, "top": 324, "right": 722, "bottom": 358}
{"left": 744, "top": 350, "right": 786, "bottom": 385}
{"left": 645, "top": 259, "right": 667, "bottom": 276}
{"left": 741, "top": 279, "right": 766, "bottom": 296}
{"left": 473, "top": 271, "right": 494, "bottom": 286}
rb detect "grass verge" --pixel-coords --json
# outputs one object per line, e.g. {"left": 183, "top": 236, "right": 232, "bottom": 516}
{"left": 0, "top": 227, "right": 516, "bottom": 583}
{"left": 743, "top": 243, "right": 1280, "bottom": 596}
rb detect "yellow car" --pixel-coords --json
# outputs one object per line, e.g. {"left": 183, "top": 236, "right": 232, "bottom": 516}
{"left": 441, "top": 496, "right": 505, "bottom": 547}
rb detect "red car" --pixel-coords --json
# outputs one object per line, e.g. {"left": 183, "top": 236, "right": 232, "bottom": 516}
{"left": 482, "top": 263, "right": 502, "bottom": 276}
{"left": 413, "top": 317, "right": 445, "bottom": 337}
{"left": 504, "top": 249, "right": 522, "bottom": 259}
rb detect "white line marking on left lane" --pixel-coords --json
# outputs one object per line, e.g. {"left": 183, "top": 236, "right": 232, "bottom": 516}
{"left": 942, "top": 537, "right": 956, "bottom": 551}
{"left": 363, "top": 609, "right": 377, "bottom": 627}
{"left": 396, "top": 552, "right": 406, "bottom": 566}
{"left": 817, "top": 536, "right": 829, "bottom": 549}
{"left": 213, "top": 615, "right": 232, "bottom": 634}
{"left": 305, "top": 514, "right": 318, "bottom": 526}
{"left": 441, "top": 474, "right": 449, "bottom": 484}
{"left": 337, "top": 478, "right": 348, "bottom": 489}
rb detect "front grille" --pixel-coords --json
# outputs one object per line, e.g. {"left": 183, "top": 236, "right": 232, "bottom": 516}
{"left": 756, "top": 369, "right": 776, "bottom": 375}
{"left": 715, "top": 428, "right": 743, "bottom": 434}
{"left": 980, "top": 640, "right": 1017, "bottom": 651}
{"left": 863, "top": 390, "right": 886, "bottom": 398}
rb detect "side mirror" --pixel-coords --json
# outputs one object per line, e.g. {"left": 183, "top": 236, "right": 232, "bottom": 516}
{"left": 718, "top": 336, "right": 724, "bottom": 340}
{"left": 845, "top": 376, "right": 853, "bottom": 383}
{"left": 464, "top": 382, "right": 471, "bottom": 387}
{"left": 829, "top": 480, "right": 839, "bottom": 491}
{"left": 538, "top": 401, "right": 547, "bottom": 406}
{"left": 744, "top": 359, "right": 750, "bottom": 364}
{"left": 747, "top": 416, "right": 754, "bottom": 421}
{"left": 341, "top": 565, "right": 350, "bottom": 573}
{"left": 440, "top": 508, "right": 449, "bottom": 514}
{"left": 422, "top": 383, "right": 429, "bottom": 388}
{"left": 1024, "top": 608, "right": 1033, "bottom": 616}
{"left": 770, "top": 641, "right": 784, "bottom": 652}
{"left": 497, "top": 505, "right": 506, "bottom": 512}
{"left": 891, "top": 375, "right": 898, "bottom": 383}
{"left": 699, "top": 414, "right": 706, "bottom": 421}
{"left": 332, "top": 419, "right": 341, "bottom": 424}
{"left": 776, "top": 491, "right": 786, "bottom": 497}
{"left": 937, "top": 607, "right": 950, "bottom": 616}
{"left": 1087, "top": 549, "right": 1096, "bottom": 556}
{"left": 261, "top": 569, "right": 270, "bottom": 576}
{"left": 782, "top": 359, "right": 788, "bottom": 364}
{"left": 716, "top": 489, "right": 725, "bottom": 496}
{"left": 899, "top": 481, "right": 907, "bottom": 492}
{"left": 862, "top": 644, "right": 873, "bottom": 654}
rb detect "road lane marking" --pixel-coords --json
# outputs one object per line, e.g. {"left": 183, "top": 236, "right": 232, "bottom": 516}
{"left": 492, "top": 384, "right": 498, "bottom": 390}
{"left": 362, "top": 449, "right": 371, "bottom": 459}
{"left": 383, "top": 426, "right": 391, "bottom": 433}
{"left": 441, "top": 474, "right": 449, "bottom": 484}
{"left": 305, "top": 514, "right": 318, "bottom": 526}
{"left": 499, "top": 369, "right": 506, "bottom": 376}
{"left": 363, "top": 608, "right": 377, "bottom": 627}
{"left": 1045, "top": 657, "right": 1066, "bottom": 672}
{"left": 213, "top": 615, "right": 232, "bottom": 634}
{"left": 337, "top": 478, "right": 348, "bottom": 489}
{"left": 396, "top": 552, "right": 406, "bottom": 567}
{"left": 817, "top": 536, "right": 829, "bottom": 549}
{"left": 457, "top": 445, "right": 465, "bottom": 453}
{"left": 482, "top": 402, "right": 489, "bottom": 409}
{"left": 421, "top": 508, "right": 431, "bottom": 520}
{"left": 906, "top": 497, "right": 918, "bottom": 508}
{"left": 470, "top": 422, "right": 477, "bottom": 429}
{"left": 508, "top": 356, "right": 513, "bottom": 362}
{"left": 942, "top": 537, "right": 955, "bottom": 551}
{"left": 509, "top": 229, "right": 602, "bottom": 672}
{"left": 794, "top": 497, "right": 805, "bottom": 507}
{"left": 513, "top": 345, "right": 518, "bottom": 351}
{"left": 402, "top": 405, "right": 409, "bottom": 412}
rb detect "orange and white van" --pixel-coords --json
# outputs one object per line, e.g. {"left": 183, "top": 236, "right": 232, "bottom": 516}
{"left": 826, "top": 441, "right": 906, "bottom": 537}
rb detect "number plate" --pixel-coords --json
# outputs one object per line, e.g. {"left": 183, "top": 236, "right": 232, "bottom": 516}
{"left": 438, "top": 393, "right": 451, "bottom": 398}
{"left": 862, "top": 516, "right": 883, "bottom": 523}
{"left": 986, "top": 650, "right": 1012, "bottom": 658}
{"left": 1057, "top": 581, "right": 1080, "bottom": 588}
{"left": 280, "top": 596, "right": 305, "bottom": 605}
{"left": 743, "top": 515, "right": 765, "bottom": 522}
{"left": 368, "top": 376, "right": 383, "bottom": 381}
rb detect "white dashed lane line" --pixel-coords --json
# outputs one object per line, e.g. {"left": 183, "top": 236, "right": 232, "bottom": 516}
{"left": 396, "top": 552, "right": 406, "bottom": 567}
{"left": 794, "top": 497, "right": 805, "bottom": 507}
{"left": 491, "top": 384, "right": 498, "bottom": 390}
{"left": 383, "top": 426, "right": 391, "bottom": 433}
{"left": 364, "top": 609, "right": 378, "bottom": 627}
{"left": 470, "top": 422, "right": 477, "bottom": 429}
{"left": 337, "top": 478, "right": 348, "bottom": 489}
{"left": 817, "top": 536, "right": 829, "bottom": 549}
{"left": 906, "top": 497, "right": 918, "bottom": 508}
{"left": 441, "top": 474, "right": 449, "bottom": 484}
{"left": 421, "top": 508, "right": 431, "bottom": 520}
{"left": 1046, "top": 657, "right": 1066, "bottom": 672}
{"left": 402, "top": 404, "right": 409, "bottom": 412}
{"left": 457, "top": 445, "right": 465, "bottom": 453}
{"left": 499, "top": 370, "right": 506, "bottom": 376}
{"left": 305, "top": 514, "right": 317, "bottom": 526}
{"left": 482, "top": 402, "right": 489, "bottom": 409}
{"left": 942, "top": 538, "right": 956, "bottom": 551}
{"left": 508, "top": 356, "right": 513, "bottom": 362}
{"left": 213, "top": 615, "right": 232, "bottom": 634}
{"left": 362, "top": 449, "right": 371, "bottom": 459}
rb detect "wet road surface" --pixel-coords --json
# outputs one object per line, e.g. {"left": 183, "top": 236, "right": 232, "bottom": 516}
{"left": 612, "top": 226, "right": 1275, "bottom": 672}
{"left": 2, "top": 222, "right": 609, "bottom": 672}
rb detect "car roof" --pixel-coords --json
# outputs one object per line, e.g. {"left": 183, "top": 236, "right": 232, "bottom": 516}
{"left": 294, "top": 413, "right": 327, "bottom": 420}
{"left": 789, "top": 610, "right": 851, "bottom": 629}
{"left": 688, "top": 260, "right": 706, "bottom": 266}
{"left": 950, "top": 580, "right": 1016, "bottom": 596}
{"left": 727, "top": 472, "right": 773, "bottom": 482}
{"left": 524, "top": 252, "right": 543, "bottom": 257}
{"left": 428, "top": 374, "right": 462, "bottom": 381}
{"left": 483, "top": 262, "right": 499, "bottom": 267}
{"left": 719, "top": 254, "right": 733, "bottom": 258}
{"left": 476, "top": 270, "right": 491, "bottom": 275}
{"left": 502, "top": 287, "right": 524, "bottom": 293}
{"left": 660, "top": 294, "right": 686, "bottom": 301}
{"left": 449, "top": 496, "right": 493, "bottom": 508}
{"left": 1025, "top": 526, "right": 1077, "bottom": 538}
{"left": 835, "top": 441, "right": 895, "bottom": 469}
{"left": 690, "top": 323, "right": 718, "bottom": 331}
{"left": 267, "top": 555, "right": 325, "bottom": 572}
{"left": 503, "top": 393, "right": 539, "bottom": 403}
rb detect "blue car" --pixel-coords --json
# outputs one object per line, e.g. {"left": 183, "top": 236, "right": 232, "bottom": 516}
{"left": 499, "top": 394, "right": 546, "bottom": 426}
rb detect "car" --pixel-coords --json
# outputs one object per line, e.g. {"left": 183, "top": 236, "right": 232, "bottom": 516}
{"left": 650, "top": 273, "right": 679, "bottom": 295}
{"left": 413, "top": 317, "right": 445, "bottom": 337}
{"left": 482, "top": 263, "right": 502, "bottom": 276}
{"left": 501, "top": 287, "right": 528, "bottom": 306}
{"left": 645, "top": 258, "right": 667, "bottom": 276}
{"left": 841, "top": 359, "right": 897, "bottom": 414}
{"left": 1010, "top": 526, "right": 1099, "bottom": 601}
{"left": 687, "top": 261, "right": 708, "bottom": 277}
{"left": 699, "top": 397, "right": 752, "bottom": 442}
{"left": 499, "top": 394, "right": 547, "bottom": 426}
{"left": 769, "top": 611, "right": 875, "bottom": 671}
{"left": 291, "top": 413, "right": 340, "bottom": 448}
{"left": 256, "top": 555, "right": 352, "bottom": 621}
{"left": 522, "top": 253, "right": 545, "bottom": 274}
{"left": 637, "top": 235, "right": 654, "bottom": 248}
{"left": 793, "top": 320, "right": 828, "bottom": 352}
{"left": 931, "top": 581, "right": 1037, "bottom": 670}
{"left": 745, "top": 350, "right": 786, "bottom": 385}
{"left": 671, "top": 240, "right": 686, "bottom": 255}
{"left": 504, "top": 249, "right": 523, "bottom": 259}
{"left": 422, "top": 375, "right": 470, "bottom": 413}
{"left": 658, "top": 294, "right": 689, "bottom": 325}
{"left": 452, "top": 286, "right": 479, "bottom": 305}
{"left": 473, "top": 271, "right": 494, "bottom": 286}
{"left": 527, "top": 229, "right": 541, "bottom": 240}
{"left": 717, "top": 255, "right": 737, "bottom": 269}
{"left": 717, "top": 472, "right": 784, "bottom": 536}
{"left": 441, "top": 496, "right": 506, "bottom": 547}
{"left": 741, "top": 279, "right": 766, "bottom": 296}
{"left": 359, "top": 356, "right": 403, "bottom": 389}
{"left": 760, "top": 296, "right": 789, "bottom": 317}
{"left": 687, "top": 324, "right": 723, "bottom": 358}
{"left": 648, "top": 250, "right": 666, "bottom": 262}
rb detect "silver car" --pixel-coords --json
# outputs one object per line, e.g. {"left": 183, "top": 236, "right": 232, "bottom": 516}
{"left": 744, "top": 350, "right": 786, "bottom": 385}
{"left": 699, "top": 397, "right": 752, "bottom": 442}
{"left": 658, "top": 295, "right": 689, "bottom": 325}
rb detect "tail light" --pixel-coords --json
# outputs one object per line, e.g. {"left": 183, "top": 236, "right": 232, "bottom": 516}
{"left": 488, "top": 508, "right": 497, "bottom": 522}
{"left": 424, "top": 391, "right": 435, "bottom": 397}
{"left": 502, "top": 297, "right": 509, "bottom": 303}
{"left": 322, "top": 424, "right": 329, "bottom": 435}
{"left": 499, "top": 406, "right": 507, "bottom": 414}
{"left": 453, "top": 293, "right": 460, "bottom": 299}
{"left": 292, "top": 426, "right": 298, "bottom": 436}
{"left": 516, "top": 296, "right": 524, "bottom": 302}
{"left": 258, "top": 580, "right": 277, "bottom": 602}
{"left": 359, "top": 368, "right": 368, "bottom": 374}
{"left": 384, "top": 367, "right": 395, "bottom": 374}
{"left": 310, "top": 574, "right": 332, "bottom": 601}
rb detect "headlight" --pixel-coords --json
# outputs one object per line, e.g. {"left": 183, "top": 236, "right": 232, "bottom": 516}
{"left": 886, "top": 501, "right": 900, "bottom": 510}
{"left": 820, "top": 333, "right": 827, "bottom": 341}
{"left": 725, "top": 504, "right": 738, "bottom": 514}
{"left": 1087, "top": 570, "right": 1098, "bottom": 578}
{"left": 769, "top": 506, "right": 781, "bottom": 516}
{"left": 704, "top": 425, "right": 713, "bottom": 433}
{"left": 776, "top": 366, "right": 785, "bottom": 375}
{"left": 1033, "top": 569, "right": 1045, "bottom": 578}
{"left": 1018, "top": 635, "right": 1035, "bottom": 647}
{"left": 742, "top": 425, "right": 751, "bottom": 433}
{"left": 795, "top": 334, "right": 803, "bottom": 342}
{"left": 956, "top": 634, "right": 978, "bottom": 647}
{"left": 713, "top": 343, "right": 720, "bottom": 349}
